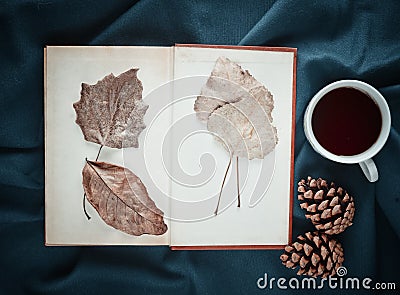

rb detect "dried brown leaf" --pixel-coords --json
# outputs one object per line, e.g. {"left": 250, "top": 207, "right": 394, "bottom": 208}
{"left": 73, "top": 68, "right": 148, "bottom": 149}
{"left": 194, "top": 57, "right": 277, "bottom": 159}
{"left": 82, "top": 160, "right": 167, "bottom": 236}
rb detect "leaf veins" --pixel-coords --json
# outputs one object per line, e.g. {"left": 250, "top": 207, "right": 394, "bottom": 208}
{"left": 82, "top": 160, "right": 167, "bottom": 236}
{"left": 73, "top": 68, "right": 148, "bottom": 149}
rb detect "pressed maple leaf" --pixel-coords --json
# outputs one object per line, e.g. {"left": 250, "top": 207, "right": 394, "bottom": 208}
{"left": 82, "top": 160, "right": 168, "bottom": 236}
{"left": 73, "top": 68, "right": 148, "bottom": 149}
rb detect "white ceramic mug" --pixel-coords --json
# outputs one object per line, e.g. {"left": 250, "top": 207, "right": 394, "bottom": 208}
{"left": 304, "top": 80, "right": 391, "bottom": 182}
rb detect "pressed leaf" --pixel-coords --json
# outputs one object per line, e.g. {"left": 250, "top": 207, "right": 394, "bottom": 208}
{"left": 194, "top": 57, "right": 277, "bottom": 159}
{"left": 73, "top": 68, "right": 148, "bottom": 149}
{"left": 82, "top": 160, "right": 167, "bottom": 236}
{"left": 194, "top": 57, "right": 279, "bottom": 213}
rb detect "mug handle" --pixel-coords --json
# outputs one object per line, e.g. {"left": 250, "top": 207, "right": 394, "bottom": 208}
{"left": 359, "top": 159, "right": 378, "bottom": 182}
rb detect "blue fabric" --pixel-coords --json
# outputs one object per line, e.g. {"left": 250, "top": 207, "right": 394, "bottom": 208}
{"left": 1, "top": 0, "right": 399, "bottom": 294}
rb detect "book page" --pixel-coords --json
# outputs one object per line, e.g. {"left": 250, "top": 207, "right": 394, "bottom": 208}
{"left": 45, "top": 46, "right": 172, "bottom": 245}
{"left": 170, "top": 46, "right": 295, "bottom": 247}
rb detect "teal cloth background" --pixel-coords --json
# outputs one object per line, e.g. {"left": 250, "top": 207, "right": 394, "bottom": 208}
{"left": 1, "top": 0, "right": 399, "bottom": 294}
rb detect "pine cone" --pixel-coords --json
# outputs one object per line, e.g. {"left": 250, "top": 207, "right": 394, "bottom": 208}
{"left": 280, "top": 231, "right": 344, "bottom": 278}
{"left": 298, "top": 176, "right": 355, "bottom": 235}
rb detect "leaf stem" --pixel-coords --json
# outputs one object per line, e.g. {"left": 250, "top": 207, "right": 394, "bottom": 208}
{"left": 95, "top": 145, "right": 104, "bottom": 161}
{"left": 214, "top": 153, "right": 233, "bottom": 216}
{"left": 236, "top": 156, "right": 240, "bottom": 208}
{"left": 83, "top": 192, "right": 91, "bottom": 220}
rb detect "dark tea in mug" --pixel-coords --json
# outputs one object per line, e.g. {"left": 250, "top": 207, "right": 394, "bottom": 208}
{"left": 311, "top": 87, "right": 382, "bottom": 156}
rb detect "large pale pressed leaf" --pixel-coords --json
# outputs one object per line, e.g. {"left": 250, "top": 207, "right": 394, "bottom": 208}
{"left": 82, "top": 160, "right": 167, "bottom": 236}
{"left": 73, "top": 68, "right": 148, "bottom": 149}
{"left": 194, "top": 57, "right": 278, "bottom": 212}
{"left": 194, "top": 57, "right": 278, "bottom": 159}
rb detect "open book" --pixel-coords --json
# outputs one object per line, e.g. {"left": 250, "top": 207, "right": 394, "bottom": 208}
{"left": 45, "top": 44, "right": 296, "bottom": 249}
